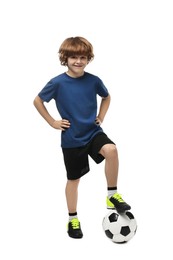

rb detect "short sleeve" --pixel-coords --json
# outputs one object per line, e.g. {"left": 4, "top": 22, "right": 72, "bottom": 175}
{"left": 96, "top": 77, "right": 109, "bottom": 97}
{"left": 38, "top": 79, "right": 57, "bottom": 102}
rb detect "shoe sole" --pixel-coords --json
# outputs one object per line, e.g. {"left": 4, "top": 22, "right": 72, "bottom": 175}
{"left": 68, "top": 233, "right": 83, "bottom": 239}
{"left": 107, "top": 206, "right": 131, "bottom": 213}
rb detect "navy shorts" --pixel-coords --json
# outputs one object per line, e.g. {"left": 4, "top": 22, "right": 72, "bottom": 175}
{"left": 62, "top": 132, "right": 115, "bottom": 180}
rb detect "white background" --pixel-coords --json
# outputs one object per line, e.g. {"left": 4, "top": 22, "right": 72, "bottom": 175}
{"left": 0, "top": 0, "right": 173, "bottom": 259}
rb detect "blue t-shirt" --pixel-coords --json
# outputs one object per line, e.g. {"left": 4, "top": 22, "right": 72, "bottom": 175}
{"left": 38, "top": 72, "right": 109, "bottom": 148}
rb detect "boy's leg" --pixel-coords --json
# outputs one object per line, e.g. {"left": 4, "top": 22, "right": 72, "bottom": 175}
{"left": 65, "top": 179, "right": 80, "bottom": 213}
{"left": 99, "top": 144, "right": 131, "bottom": 213}
{"left": 66, "top": 179, "right": 83, "bottom": 238}
{"left": 62, "top": 146, "right": 89, "bottom": 238}
{"left": 99, "top": 143, "right": 119, "bottom": 187}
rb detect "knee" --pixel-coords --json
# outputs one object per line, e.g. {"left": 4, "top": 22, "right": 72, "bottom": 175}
{"left": 67, "top": 178, "right": 80, "bottom": 186}
{"left": 100, "top": 144, "right": 118, "bottom": 159}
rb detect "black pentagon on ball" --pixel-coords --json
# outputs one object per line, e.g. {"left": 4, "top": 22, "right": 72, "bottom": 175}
{"left": 125, "top": 211, "right": 135, "bottom": 220}
{"left": 120, "top": 226, "right": 131, "bottom": 236}
{"left": 108, "top": 212, "right": 119, "bottom": 222}
{"left": 105, "top": 229, "right": 113, "bottom": 239}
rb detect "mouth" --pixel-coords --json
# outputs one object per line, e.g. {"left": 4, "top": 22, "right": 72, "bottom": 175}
{"left": 74, "top": 65, "right": 83, "bottom": 67}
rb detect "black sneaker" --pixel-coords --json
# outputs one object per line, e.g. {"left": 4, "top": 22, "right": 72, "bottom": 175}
{"left": 67, "top": 218, "right": 83, "bottom": 239}
{"left": 107, "top": 193, "right": 131, "bottom": 213}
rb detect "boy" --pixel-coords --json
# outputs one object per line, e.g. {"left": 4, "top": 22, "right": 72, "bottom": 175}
{"left": 33, "top": 36, "right": 131, "bottom": 239}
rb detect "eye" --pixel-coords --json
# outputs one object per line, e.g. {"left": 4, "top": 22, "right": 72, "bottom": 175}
{"left": 69, "top": 55, "right": 87, "bottom": 60}
{"left": 70, "top": 56, "right": 77, "bottom": 59}
{"left": 80, "top": 56, "right": 87, "bottom": 60}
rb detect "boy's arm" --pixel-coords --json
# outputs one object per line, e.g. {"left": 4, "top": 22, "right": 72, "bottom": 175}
{"left": 33, "top": 95, "right": 70, "bottom": 131}
{"left": 96, "top": 94, "right": 111, "bottom": 125}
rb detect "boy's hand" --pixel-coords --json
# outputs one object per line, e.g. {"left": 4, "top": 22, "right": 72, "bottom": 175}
{"left": 52, "top": 119, "right": 70, "bottom": 131}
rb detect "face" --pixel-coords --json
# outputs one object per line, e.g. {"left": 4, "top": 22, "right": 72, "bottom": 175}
{"left": 66, "top": 55, "right": 88, "bottom": 78}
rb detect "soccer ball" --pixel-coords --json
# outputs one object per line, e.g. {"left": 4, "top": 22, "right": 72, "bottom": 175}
{"left": 102, "top": 210, "right": 137, "bottom": 243}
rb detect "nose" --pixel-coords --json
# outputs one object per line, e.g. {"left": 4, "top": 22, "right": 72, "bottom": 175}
{"left": 76, "top": 57, "right": 82, "bottom": 63}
